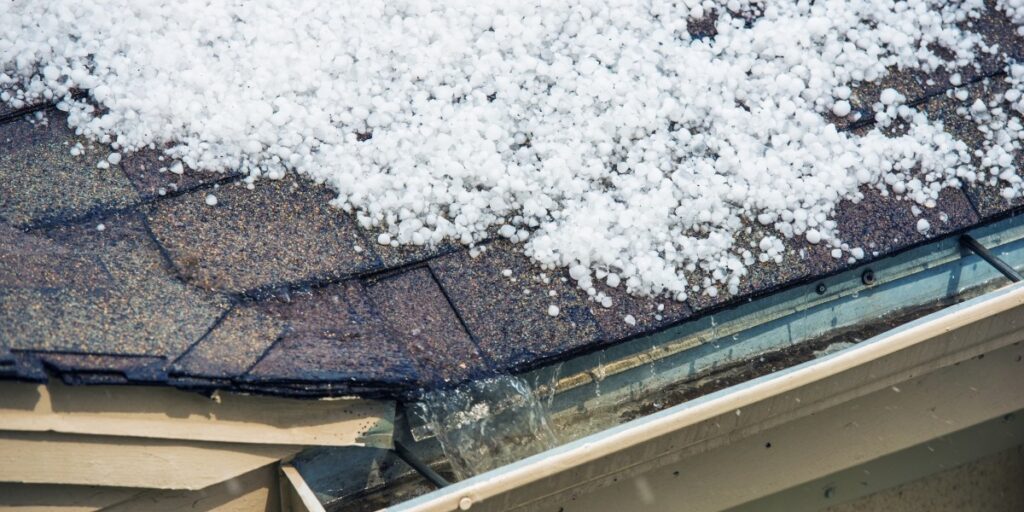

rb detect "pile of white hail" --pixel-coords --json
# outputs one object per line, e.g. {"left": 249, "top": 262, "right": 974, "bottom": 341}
{"left": 4, "top": 0, "right": 1024, "bottom": 309}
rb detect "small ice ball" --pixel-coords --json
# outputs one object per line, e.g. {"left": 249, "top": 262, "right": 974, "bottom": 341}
{"left": 832, "top": 100, "right": 852, "bottom": 117}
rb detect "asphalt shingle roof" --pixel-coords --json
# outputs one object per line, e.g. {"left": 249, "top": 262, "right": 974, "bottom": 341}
{"left": 2, "top": 5, "right": 1024, "bottom": 399}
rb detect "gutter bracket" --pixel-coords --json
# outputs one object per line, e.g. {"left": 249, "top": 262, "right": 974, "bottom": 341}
{"left": 393, "top": 441, "right": 450, "bottom": 489}
{"left": 960, "top": 234, "right": 1023, "bottom": 282}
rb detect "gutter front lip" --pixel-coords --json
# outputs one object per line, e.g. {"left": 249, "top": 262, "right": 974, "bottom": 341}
{"left": 394, "top": 281, "right": 1024, "bottom": 511}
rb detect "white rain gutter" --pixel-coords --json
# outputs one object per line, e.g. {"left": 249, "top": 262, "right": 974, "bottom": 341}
{"left": 395, "top": 280, "right": 1024, "bottom": 511}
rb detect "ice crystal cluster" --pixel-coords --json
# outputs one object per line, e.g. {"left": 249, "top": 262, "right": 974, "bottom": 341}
{"left": 4, "top": 0, "right": 1024, "bottom": 302}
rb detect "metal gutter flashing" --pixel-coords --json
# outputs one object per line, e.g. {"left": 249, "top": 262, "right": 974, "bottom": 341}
{"left": 395, "top": 281, "right": 1024, "bottom": 511}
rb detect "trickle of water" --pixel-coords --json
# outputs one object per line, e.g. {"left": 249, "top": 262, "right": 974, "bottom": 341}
{"left": 591, "top": 352, "right": 607, "bottom": 398}
{"left": 411, "top": 376, "right": 559, "bottom": 481}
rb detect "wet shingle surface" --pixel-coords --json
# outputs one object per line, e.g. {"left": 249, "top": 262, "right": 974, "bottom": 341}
{"left": 0, "top": 353, "right": 47, "bottom": 381}
{"left": 41, "top": 353, "right": 167, "bottom": 384}
{"left": 0, "top": 213, "right": 229, "bottom": 357}
{"left": 921, "top": 76, "right": 1024, "bottom": 220}
{"left": 429, "top": 241, "right": 603, "bottom": 372}
{"left": 839, "top": 67, "right": 928, "bottom": 129}
{"left": 962, "top": 4, "right": 1024, "bottom": 76}
{"left": 171, "top": 305, "right": 283, "bottom": 379}
{"left": 3, "top": 15, "right": 1024, "bottom": 399}
{"left": 146, "top": 176, "right": 380, "bottom": 295}
{"left": 0, "top": 112, "right": 139, "bottom": 228}
{"left": 120, "top": 148, "right": 240, "bottom": 201}
{"left": 366, "top": 268, "right": 491, "bottom": 386}
{"left": 586, "top": 281, "right": 693, "bottom": 341}
{"left": 686, "top": 222, "right": 840, "bottom": 313}
{"left": 0, "top": 98, "right": 47, "bottom": 121}
{"left": 367, "top": 235, "right": 460, "bottom": 270}
{"left": 244, "top": 281, "right": 419, "bottom": 395}
{"left": 835, "top": 187, "right": 978, "bottom": 257}
{"left": 0, "top": 223, "right": 107, "bottom": 289}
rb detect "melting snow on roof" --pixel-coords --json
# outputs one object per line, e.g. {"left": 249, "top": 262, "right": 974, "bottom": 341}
{"left": 3, "top": 0, "right": 1024, "bottom": 302}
